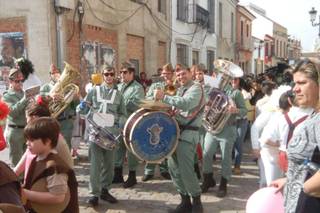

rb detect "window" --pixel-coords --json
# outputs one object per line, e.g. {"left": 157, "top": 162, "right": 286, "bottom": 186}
{"left": 177, "top": 0, "right": 188, "bottom": 22}
{"left": 219, "top": 2, "right": 222, "bottom": 37}
{"left": 176, "top": 43, "right": 188, "bottom": 67}
{"left": 208, "top": 0, "right": 215, "bottom": 33}
{"left": 207, "top": 50, "right": 215, "bottom": 72}
{"left": 192, "top": 50, "right": 199, "bottom": 65}
{"left": 231, "top": 12, "right": 234, "bottom": 42}
{"left": 158, "top": 0, "right": 166, "bottom": 15}
{"left": 246, "top": 24, "right": 249, "bottom": 37}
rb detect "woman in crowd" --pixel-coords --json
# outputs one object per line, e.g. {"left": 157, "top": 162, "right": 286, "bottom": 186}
{"left": 271, "top": 58, "right": 320, "bottom": 213}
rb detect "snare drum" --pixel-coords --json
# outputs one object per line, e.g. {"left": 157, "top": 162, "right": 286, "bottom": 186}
{"left": 123, "top": 108, "right": 180, "bottom": 163}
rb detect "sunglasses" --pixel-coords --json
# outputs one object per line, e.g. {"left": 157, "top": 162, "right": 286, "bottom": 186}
{"left": 120, "top": 70, "right": 128, "bottom": 74}
{"left": 103, "top": 72, "right": 115, "bottom": 77}
{"left": 14, "top": 79, "right": 24, "bottom": 83}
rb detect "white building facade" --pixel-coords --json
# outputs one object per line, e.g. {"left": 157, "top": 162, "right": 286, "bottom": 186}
{"left": 170, "top": 0, "right": 217, "bottom": 71}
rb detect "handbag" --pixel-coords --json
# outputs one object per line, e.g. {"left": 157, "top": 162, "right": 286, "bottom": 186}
{"left": 295, "top": 147, "right": 320, "bottom": 213}
{"left": 278, "top": 113, "right": 308, "bottom": 172}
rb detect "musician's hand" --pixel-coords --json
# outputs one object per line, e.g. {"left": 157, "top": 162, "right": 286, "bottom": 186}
{"left": 52, "top": 93, "right": 63, "bottom": 102}
{"left": 154, "top": 89, "right": 165, "bottom": 101}
{"left": 228, "top": 104, "right": 239, "bottom": 114}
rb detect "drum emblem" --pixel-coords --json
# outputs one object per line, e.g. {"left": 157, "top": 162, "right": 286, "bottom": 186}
{"left": 147, "top": 124, "right": 163, "bottom": 145}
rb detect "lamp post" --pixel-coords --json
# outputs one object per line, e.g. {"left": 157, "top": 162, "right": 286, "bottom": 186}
{"left": 309, "top": 7, "right": 320, "bottom": 37}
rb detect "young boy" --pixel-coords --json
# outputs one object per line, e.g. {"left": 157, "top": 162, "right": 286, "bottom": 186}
{"left": 22, "top": 117, "right": 79, "bottom": 213}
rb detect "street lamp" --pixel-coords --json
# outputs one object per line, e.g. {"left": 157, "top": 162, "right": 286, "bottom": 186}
{"left": 309, "top": 7, "right": 320, "bottom": 37}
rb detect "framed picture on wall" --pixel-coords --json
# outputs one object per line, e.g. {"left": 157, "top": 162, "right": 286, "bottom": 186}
{"left": 0, "top": 32, "right": 25, "bottom": 93}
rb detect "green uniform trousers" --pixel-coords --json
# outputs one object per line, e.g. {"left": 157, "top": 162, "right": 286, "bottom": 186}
{"left": 114, "top": 138, "right": 139, "bottom": 171}
{"left": 6, "top": 127, "right": 26, "bottom": 166}
{"left": 202, "top": 126, "right": 237, "bottom": 180}
{"left": 59, "top": 119, "right": 74, "bottom": 150}
{"left": 168, "top": 137, "right": 201, "bottom": 197}
{"left": 89, "top": 142, "right": 114, "bottom": 196}
{"left": 144, "top": 160, "right": 169, "bottom": 175}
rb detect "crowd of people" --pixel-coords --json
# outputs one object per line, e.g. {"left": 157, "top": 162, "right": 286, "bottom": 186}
{"left": 0, "top": 57, "right": 320, "bottom": 213}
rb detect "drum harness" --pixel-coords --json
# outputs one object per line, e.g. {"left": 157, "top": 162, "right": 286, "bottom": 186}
{"left": 86, "top": 85, "right": 122, "bottom": 149}
{"left": 173, "top": 82, "right": 205, "bottom": 133}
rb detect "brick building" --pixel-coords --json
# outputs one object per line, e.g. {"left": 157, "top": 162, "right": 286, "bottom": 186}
{"left": 0, "top": 0, "right": 170, "bottom": 91}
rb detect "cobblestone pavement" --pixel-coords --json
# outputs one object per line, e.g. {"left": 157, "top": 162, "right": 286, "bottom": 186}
{"left": 0, "top": 140, "right": 260, "bottom": 213}
{"left": 75, "top": 140, "right": 259, "bottom": 213}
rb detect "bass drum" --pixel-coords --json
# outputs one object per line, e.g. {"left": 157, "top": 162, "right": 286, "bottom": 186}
{"left": 123, "top": 108, "right": 180, "bottom": 163}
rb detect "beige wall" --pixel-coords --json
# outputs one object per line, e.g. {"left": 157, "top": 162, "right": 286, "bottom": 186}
{"left": 273, "top": 22, "right": 287, "bottom": 64}
{"left": 216, "top": 0, "right": 237, "bottom": 61}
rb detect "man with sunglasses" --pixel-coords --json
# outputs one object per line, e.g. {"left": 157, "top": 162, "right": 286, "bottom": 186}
{"left": 2, "top": 68, "right": 29, "bottom": 166}
{"left": 40, "top": 64, "right": 78, "bottom": 149}
{"left": 113, "top": 62, "right": 145, "bottom": 188}
{"left": 154, "top": 66, "right": 205, "bottom": 213}
{"left": 78, "top": 66, "right": 126, "bottom": 207}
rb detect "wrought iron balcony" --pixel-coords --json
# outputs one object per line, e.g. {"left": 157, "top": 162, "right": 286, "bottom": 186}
{"left": 188, "top": 4, "right": 209, "bottom": 27}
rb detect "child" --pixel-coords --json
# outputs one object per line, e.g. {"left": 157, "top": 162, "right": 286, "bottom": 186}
{"left": 22, "top": 117, "right": 78, "bottom": 213}
{"left": 14, "top": 100, "right": 73, "bottom": 182}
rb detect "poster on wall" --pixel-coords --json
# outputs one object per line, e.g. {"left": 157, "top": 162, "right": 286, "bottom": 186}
{"left": 100, "top": 45, "right": 115, "bottom": 68}
{"left": 0, "top": 32, "right": 25, "bottom": 95}
{"left": 82, "top": 41, "right": 116, "bottom": 77}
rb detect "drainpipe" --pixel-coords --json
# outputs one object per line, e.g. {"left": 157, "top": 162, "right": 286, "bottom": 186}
{"left": 54, "top": 0, "right": 65, "bottom": 70}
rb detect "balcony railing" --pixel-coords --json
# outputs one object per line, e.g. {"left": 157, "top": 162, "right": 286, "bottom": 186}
{"left": 188, "top": 4, "right": 209, "bottom": 27}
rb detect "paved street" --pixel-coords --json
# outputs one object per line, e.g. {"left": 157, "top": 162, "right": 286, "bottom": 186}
{"left": 1, "top": 140, "right": 259, "bottom": 213}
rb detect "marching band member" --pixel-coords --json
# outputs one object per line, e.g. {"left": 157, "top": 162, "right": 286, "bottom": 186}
{"left": 154, "top": 66, "right": 204, "bottom": 213}
{"left": 194, "top": 65, "right": 211, "bottom": 179}
{"left": 40, "top": 64, "right": 79, "bottom": 149}
{"left": 78, "top": 66, "right": 126, "bottom": 206}
{"left": 113, "top": 62, "right": 145, "bottom": 188}
{"left": 141, "top": 63, "right": 174, "bottom": 182}
{"left": 2, "top": 68, "right": 29, "bottom": 166}
{"left": 201, "top": 70, "right": 247, "bottom": 197}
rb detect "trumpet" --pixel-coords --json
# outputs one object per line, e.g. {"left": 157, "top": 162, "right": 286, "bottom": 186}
{"left": 163, "top": 78, "right": 178, "bottom": 96}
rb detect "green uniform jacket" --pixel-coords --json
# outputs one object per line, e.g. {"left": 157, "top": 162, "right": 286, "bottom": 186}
{"left": 162, "top": 81, "right": 204, "bottom": 142}
{"left": 117, "top": 80, "right": 145, "bottom": 116}
{"left": 2, "top": 89, "right": 28, "bottom": 126}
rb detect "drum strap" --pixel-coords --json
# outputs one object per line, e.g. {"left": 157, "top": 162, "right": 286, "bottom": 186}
{"left": 178, "top": 83, "right": 204, "bottom": 120}
{"left": 96, "top": 85, "right": 117, "bottom": 113}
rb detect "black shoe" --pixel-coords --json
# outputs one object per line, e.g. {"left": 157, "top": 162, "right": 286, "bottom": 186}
{"left": 87, "top": 196, "right": 99, "bottom": 206}
{"left": 161, "top": 172, "right": 171, "bottom": 180}
{"left": 123, "top": 171, "right": 137, "bottom": 188}
{"left": 192, "top": 195, "right": 203, "bottom": 213}
{"left": 100, "top": 188, "right": 118, "bottom": 203}
{"left": 201, "top": 173, "right": 216, "bottom": 193}
{"left": 216, "top": 177, "right": 227, "bottom": 198}
{"left": 142, "top": 174, "right": 154, "bottom": 182}
{"left": 168, "top": 194, "right": 192, "bottom": 213}
{"left": 112, "top": 167, "right": 124, "bottom": 183}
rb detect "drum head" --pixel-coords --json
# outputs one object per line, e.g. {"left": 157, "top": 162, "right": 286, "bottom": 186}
{"left": 129, "top": 111, "right": 179, "bottom": 163}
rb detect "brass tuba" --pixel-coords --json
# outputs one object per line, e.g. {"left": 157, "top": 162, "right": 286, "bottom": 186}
{"left": 49, "top": 62, "right": 80, "bottom": 118}
{"left": 202, "top": 59, "right": 243, "bottom": 134}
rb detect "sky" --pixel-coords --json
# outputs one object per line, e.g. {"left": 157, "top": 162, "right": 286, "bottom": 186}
{"left": 239, "top": 0, "right": 320, "bottom": 52}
